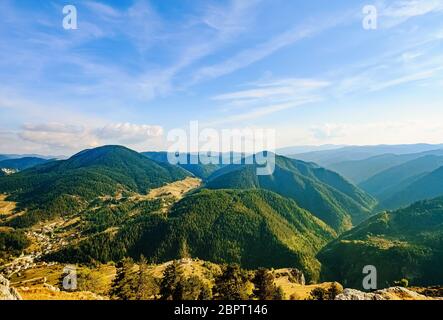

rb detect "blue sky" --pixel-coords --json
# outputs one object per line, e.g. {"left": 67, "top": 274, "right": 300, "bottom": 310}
{"left": 1, "top": 0, "right": 443, "bottom": 155}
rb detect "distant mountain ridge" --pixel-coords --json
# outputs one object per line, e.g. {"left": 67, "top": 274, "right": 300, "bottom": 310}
{"left": 380, "top": 165, "right": 443, "bottom": 209}
{"left": 360, "top": 155, "right": 443, "bottom": 204}
{"left": 0, "top": 157, "right": 51, "bottom": 171}
{"left": 291, "top": 144, "right": 443, "bottom": 167}
{"left": 329, "top": 149, "right": 443, "bottom": 184}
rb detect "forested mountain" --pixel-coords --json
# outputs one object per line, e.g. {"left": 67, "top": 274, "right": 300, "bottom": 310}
{"left": 318, "top": 197, "right": 443, "bottom": 288}
{"left": 291, "top": 144, "right": 443, "bottom": 167}
{"left": 47, "top": 189, "right": 336, "bottom": 282}
{"left": 360, "top": 155, "right": 443, "bottom": 204}
{"left": 328, "top": 154, "right": 417, "bottom": 184}
{"left": 329, "top": 150, "right": 443, "bottom": 184}
{"left": 142, "top": 152, "right": 222, "bottom": 180}
{"left": 205, "top": 154, "right": 376, "bottom": 233}
{"left": 0, "top": 157, "right": 51, "bottom": 171}
{"left": 0, "top": 146, "right": 190, "bottom": 227}
{"left": 380, "top": 166, "right": 443, "bottom": 209}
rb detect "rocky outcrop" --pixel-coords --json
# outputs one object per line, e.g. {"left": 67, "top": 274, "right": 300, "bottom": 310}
{"left": 274, "top": 268, "right": 305, "bottom": 285}
{"left": 0, "top": 274, "right": 22, "bottom": 300}
{"left": 335, "top": 287, "right": 440, "bottom": 300}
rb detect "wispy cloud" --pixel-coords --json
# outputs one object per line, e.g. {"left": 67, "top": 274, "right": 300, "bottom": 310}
{"left": 209, "top": 97, "right": 321, "bottom": 126}
{"left": 379, "top": 0, "right": 443, "bottom": 28}
{"left": 191, "top": 9, "right": 354, "bottom": 84}
{"left": 207, "top": 77, "right": 328, "bottom": 125}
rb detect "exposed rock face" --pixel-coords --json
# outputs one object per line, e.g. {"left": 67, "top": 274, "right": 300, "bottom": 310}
{"left": 335, "top": 287, "right": 439, "bottom": 300}
{"left": 0, "top": 274, "right": 22, "bottom": 300}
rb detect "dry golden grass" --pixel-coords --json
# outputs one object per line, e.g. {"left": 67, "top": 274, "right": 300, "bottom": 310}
{"left": 10, "top": 263, "right": 117, "bottom": 300}
{"left": 10, "top": 259, "right": 348, "bottom": 300}
{"left": 10, "top": 264, "right": 65, "bottom": 286}
{"left": 146, "top": 177, "right": 202, "bottom": 200}
{"left": 0, "top": 226, "right": 14, "bottom": 232}
{"left": 18, "top": 287, "right": 107, "bottom": 300}
{"left": 274, "top": 274, "right": 343, "bottom": 300}
{"left": 0, "top": 194, "right": 16, "bottom": 216}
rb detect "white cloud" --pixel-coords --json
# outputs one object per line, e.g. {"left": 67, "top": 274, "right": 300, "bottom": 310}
{"left": 22, "top": 123, "right": 84, "bottom": 134}
{"left": 213, "top": 79, "right": 330, "bottom": 101}
{"left": 15, "top": 122, "right": 164, "bottom": 154}
{"left": 96, "top": 123, "right": 164, "bottom": 144}
{"left": 207, "top": 78, "right": 329, "bottom": 124}
{"left": 384, "top": 0, "right": 443, "bottom": 18}
{"left": 19, "top": 123, "right": 98, "bottom": 150}
{"left": 192, "top": 9, "right": 353, "bottom": 83}
{"left": 380, "top": 0, "right": 443, "bottom": 28}
{"left": 207, "top": 97, "right": 321, "bottom": 126}
{"left": 308, "top": 120, "right": 443, "bottom": 145}
{"left": 310, "top": 124, "right": 348, "bottom": 140}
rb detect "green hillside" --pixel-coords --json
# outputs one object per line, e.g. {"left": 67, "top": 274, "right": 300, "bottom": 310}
{"left": 47, "top": 189, "right": 336, "bottom": 282}
{"left": 360, "top": 155, "right": 443, "bottom": 204}
{"left": 318, "top": 197, "right": 443, "bottom": 288}
{"left": 381, "top": 166, "right": 443, "bottom": 209}
{"left": 0, "top": 146, "right": 189, "bottom": 227}
{"left": 206, "top": 155, "right": 377, "bottom": 233}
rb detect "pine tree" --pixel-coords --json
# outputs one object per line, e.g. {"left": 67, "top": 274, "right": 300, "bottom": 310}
{"left": 253, "top": 268, "right": 284, "bottom": 300}
{"left": 110, "top": 258, "right": 136, "bottom": 300}
{"left": 160, "top": 261, "right": 181, "bottom": 300}
{"left": 135, "top": 255, "right": 158, "bottom": 300}
{"left": 213, "top": 264, "right": 250, "bottom": 300}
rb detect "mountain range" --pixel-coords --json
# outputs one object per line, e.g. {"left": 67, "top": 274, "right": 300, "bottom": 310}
{"left": 291, "top": 144, "right": 443, "bottom": 167}
{"left": 360, "top": 155, "right": 443, "bottom": 205}
{"left": 2, "top": 144, "right": 443, "bottom": 288}
{"left": 205, "top": 154, "right": 376, "bottom": 233}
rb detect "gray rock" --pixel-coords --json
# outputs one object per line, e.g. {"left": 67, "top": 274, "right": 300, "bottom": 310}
{"left": 335, "top": 287, "right": 435, "bottom": 300}
{"left": 0, "top": 274, "right": 22, "bottom": 300}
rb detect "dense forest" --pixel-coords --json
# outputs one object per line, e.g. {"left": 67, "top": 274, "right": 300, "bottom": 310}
{"left": 46, "top": 189, "right": 336, "bottom": 282}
